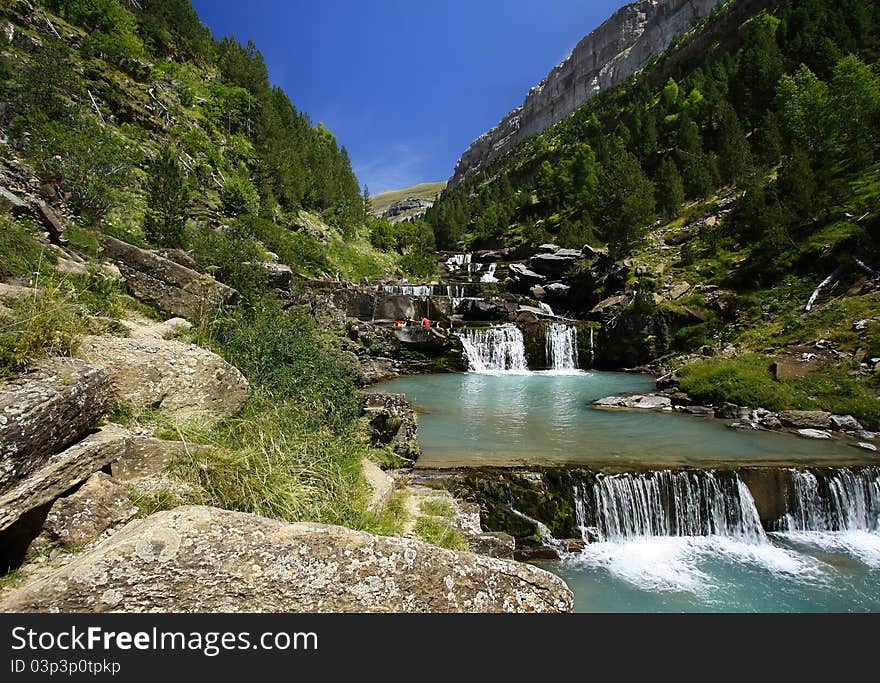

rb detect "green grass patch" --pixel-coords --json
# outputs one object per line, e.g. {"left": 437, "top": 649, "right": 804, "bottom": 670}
{"left": 678, "top": 354, "right": 880, "bottom": 428}
{"left": 0, "top": 211, "right": 50, "bottom": 278}
{"left": 0, "top": 269, "right": 132, "bottom": 378}
{"left": 413, "top": 517, "right": 467, "bottom": 551}
{"left": 419, "top": 499, "right": 456, "bottom": 519}
{"left": 678, "top": 354, "right": 799, "bottom": 411}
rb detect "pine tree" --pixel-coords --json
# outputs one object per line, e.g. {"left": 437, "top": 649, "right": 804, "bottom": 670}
{"left": 144, "top": 145, "right": 190, "bottom": 248}
{"left": 656, "top": 156, "right": 685, "bottom": 219}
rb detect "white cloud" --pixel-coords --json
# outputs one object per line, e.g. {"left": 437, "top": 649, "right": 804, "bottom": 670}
{"left": 353, "top": 143, "right": 427, "bottom": 194}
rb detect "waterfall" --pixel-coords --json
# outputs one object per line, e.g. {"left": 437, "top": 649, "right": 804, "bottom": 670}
{"left": 457, "top": 323, "right": 528, "bottom": 373}
{"left": 589, "top": 327, "right": 595, "bottom": 368}
{"left": 445, "top": 253, "right": 472, "bottom": 274}
{"left": 480, "top": 263, "right": 498, "bottom": 283}
{"left": 579, "top": 470, "right": 766, "bottom": 543}
{"left": 545, "top": 322, "right": 579, "bottom": 372}
{"left": 538, "top": 302, "right": 554, "bottom": 315}
{"left": 777, "top": 467, "right": 880, "bottom": 532}
{"left": 381, "top": 284, "right": 434, "bottom": 297}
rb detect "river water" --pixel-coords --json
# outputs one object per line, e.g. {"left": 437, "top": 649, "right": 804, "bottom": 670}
{"left": 375, "top": 371, "right": 880, "bottom": 612}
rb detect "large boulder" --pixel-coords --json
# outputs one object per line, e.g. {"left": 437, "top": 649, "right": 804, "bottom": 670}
{"left": 455, "top": 297, "right": 514, "bottom": 321}
{"left": 76, "top": 335, "right": 249, "bottom": 422}
{"left": 29, "top": 472, "right": 137, "bottom": 551}
{"left": 0, "top": 506, "right": 574, "bottom": 613}
{"left": 778, "top": 410, "right": 832, "bottom": 430}
{"left": 1, "top": 358, "right": 110, "bottom": 493}
{"left": 331, "top": 288, "right": 376, "bottom": 320}
{"left": 0, "top": 425, "right": 132, "bottom": 533}
{"left": 99, "top": 235, "right": 238, "bottom": 320}
{"left": 528, "top": 251, "right": 582, "bottom": 278}
{"left": 373, "top": 294, "right": 415, "bottom": 322}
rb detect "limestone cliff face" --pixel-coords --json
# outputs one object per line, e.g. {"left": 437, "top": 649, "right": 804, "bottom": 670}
{"left": 449, "top": 0, "right": 721, "bottom": 187}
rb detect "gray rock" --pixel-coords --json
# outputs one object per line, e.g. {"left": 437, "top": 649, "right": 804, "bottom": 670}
{"left": 546, "top": 283, "right": 571, "bottom": 296}
{"left": 0, "top": 425, "right": 132, "bottom": 533}
{"left": 372, "top": 294, "right": 415, "bottom": 322}
{"left": 0, "top": 506, "right": 574, "bottom": 613}
{"left": 593, "top": 394, "right": 671, "bottom": 410}
{"left": 259, "top": 262, "right": 293, "bottom": 290}
{"left": 1, "top": 359, "right": 110, "bottom": 495}
{"left": 529, "top": 253, "right": 580, "bottom": 277}
{"left": 714, "top": 403, "right": 750, "bottom": 420}
{"left": 30, "top": 473, "right": 137, "bottom": 551}
{"left": 796, "top": 429, "right": 832, "bottom": 440}
{"left": 509, "top": 263, "right": 546, "bottom": 284}
{"left": 76, "top": 334, "right": 249, "bottom": 422}
{"left": 100, "top": 235, "right": 238, "bottom": 321}
{"left": 363, "top": 393, "right": 420, "bottom": 465}
{"left": 680, "top": 405, "right": 714, "bottom": 416}
{"left": 778, "top": 410, "right": 832, "bottom": 430}
{"left": 829, "top": 414, "right": 863, "bottom": 433}
{"left": 850, "top": 442, "right": 877, "bottom": 452}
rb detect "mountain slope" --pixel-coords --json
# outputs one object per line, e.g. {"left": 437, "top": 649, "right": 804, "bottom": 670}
{"left": 449, "top": 0, "right": 723, "bottom": 187}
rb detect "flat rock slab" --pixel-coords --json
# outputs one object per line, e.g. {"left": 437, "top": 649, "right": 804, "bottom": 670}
{"left": 778, "top": 410, "right": 832, "bottom": 430}
{"left": 77, "top": 334, "right": 249, "bottom": 422}
{"left": 0, "top": 506, "right": 574, "bottom": 613}
{"left": 593, "top": 394, "right": 672, "bottom": 410}
{"left": 100, "top": 235, "right": 238, "bottom": 321}
{"left": 797, "top": 429, "right": 831, "bottom": 440}
{"left": 0, "top": 425, "right": 132, "bottom": 532}
{"left": 1, "top": 358, "right": 110, "bottom": 494}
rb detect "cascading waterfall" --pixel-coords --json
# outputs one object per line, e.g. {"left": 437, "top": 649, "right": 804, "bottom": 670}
{"left": 776, "top": 467, "right": 880, "bottom": 532}
{"left": 457, "top": 323, "right": 528, "bottom": 373}
{"left": 589, "top": 327, "right": 595, "bottom": 368}
{"left": 545, "top": 322, "right": 579, "bottom": 372}
{"left": 576, "top": 470, "right": 766, "bottom": 543}
{"left": 480, "top": 263, "right": 498, "bottom": 283}
{"left": 381, "top": 284, "right": 435, "bottom": 297}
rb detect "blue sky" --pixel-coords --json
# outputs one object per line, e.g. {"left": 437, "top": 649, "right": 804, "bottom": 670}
{"left": 191, "top": 0, "right": 624, "bottom": 194}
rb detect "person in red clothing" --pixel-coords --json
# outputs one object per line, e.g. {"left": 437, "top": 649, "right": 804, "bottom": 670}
{"left": 421, "top": 317, "right": 430, "bottom": 327}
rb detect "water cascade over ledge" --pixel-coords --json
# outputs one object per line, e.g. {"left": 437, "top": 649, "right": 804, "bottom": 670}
{"left": 545, "top": 322, "right": 579, "bottom": 372}
{"left": 776, "top": 467, "right": 880, "bottom": 532}
{"left": 578, "top": 470, "right": 766, "bottom": 543}
{"left": 457, "top": 323, "right": 528, "bottom": 373}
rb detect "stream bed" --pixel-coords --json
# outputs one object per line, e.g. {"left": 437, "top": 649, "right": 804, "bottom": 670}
{"left": 375, "top": 371, "right": 880, "bottom": 612}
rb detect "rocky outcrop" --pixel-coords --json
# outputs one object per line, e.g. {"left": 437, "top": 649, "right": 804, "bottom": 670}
{"left": 0, "top": 425, "right": 133, "bottom": 569}
{"left": 76, "top": 334, "right": 249, "bottom": 422}
{"left": 0, "top": 506, "right": 574, "bottom": 613}
{"left": 1, "top": 358, "right": 110, "bottom": 493}
{"left": 0, "top": 425, "right": 132, "bottom": 533}
{"left": 99, "top": 235, "right": 238, "bottom": 320}
{"left": 363, "top": 393, "right": 421, "bottom": 465}
{"left": 449, "top": 0, "right": 721, "bottom": 186}
{"left": 29, "top": 473, "right": 137, "bottom": 551}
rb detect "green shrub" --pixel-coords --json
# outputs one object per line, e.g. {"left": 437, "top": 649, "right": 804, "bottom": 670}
{"left": 220, "top": 173, "right": 260, "bottom": 217}
{"left": 678, "top": 354, "right": 798, "bottom": 410}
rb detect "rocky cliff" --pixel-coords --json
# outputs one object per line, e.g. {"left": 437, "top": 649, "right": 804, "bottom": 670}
{"left": 448, "top": 0, "right": 722, "bottom": 187}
